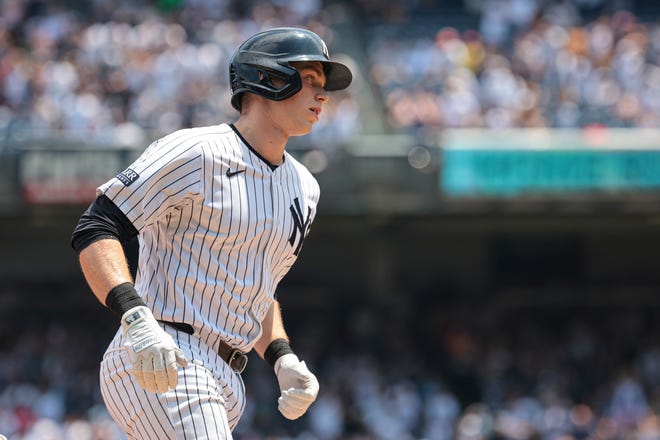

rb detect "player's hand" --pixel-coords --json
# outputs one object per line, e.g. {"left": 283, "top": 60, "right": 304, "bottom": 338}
{"left": 274, "top": 353, "right": 319, "bottom": 420}
{"left": 121, "top": 306, "right": 189, "bottom": 393}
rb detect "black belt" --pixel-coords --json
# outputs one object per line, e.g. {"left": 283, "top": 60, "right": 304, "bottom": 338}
{"left": 159, "top": 321, "right": 248, "bottom": 374}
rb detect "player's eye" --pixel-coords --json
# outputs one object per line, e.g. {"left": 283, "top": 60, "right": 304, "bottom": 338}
{"left": 304, "top": 73, "right": 326, "bottom": 89}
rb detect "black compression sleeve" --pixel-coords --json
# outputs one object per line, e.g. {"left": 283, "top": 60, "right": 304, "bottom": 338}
{"left": 70, "top": 195, "right": 139, "bottom": 253}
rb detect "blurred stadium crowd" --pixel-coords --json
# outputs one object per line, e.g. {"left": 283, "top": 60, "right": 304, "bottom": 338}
{"left": 0, "top": 0, "right": 360, "bottom": 149}
{"left": 3, "top": 301, "right": 660, "bottom": 439}
{"left": 365, "top": 0, "right": 660, "bottom": 135}
{"left": 2, "top": 0, "right": 660, "bottom": 439}
{"left": 2, "top": 0, "right": 660, "bottom": 148}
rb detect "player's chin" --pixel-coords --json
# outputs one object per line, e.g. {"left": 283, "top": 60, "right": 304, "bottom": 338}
{"left": 291, "top": 123, "right": 315, "bottom": 137}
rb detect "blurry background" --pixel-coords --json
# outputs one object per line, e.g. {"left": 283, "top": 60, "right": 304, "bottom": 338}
{"left": 1, "top": 0, "right": 660, "bottom": 438}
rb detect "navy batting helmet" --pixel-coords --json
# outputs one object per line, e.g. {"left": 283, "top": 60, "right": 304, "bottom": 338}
{"left": 229, "top": 27, "right": 353, "bottom": 111}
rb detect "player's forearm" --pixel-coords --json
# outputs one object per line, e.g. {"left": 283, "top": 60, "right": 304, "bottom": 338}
{"left": 254, "top": 300, "right": 289, "bottom": 358}
{"left": 79, "top": 238, "right": 134, "bottom": 305}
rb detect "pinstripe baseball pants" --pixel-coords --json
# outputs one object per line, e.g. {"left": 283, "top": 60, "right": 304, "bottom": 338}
{"left": 99, "top": 324, "right": 246, "bottom": 439}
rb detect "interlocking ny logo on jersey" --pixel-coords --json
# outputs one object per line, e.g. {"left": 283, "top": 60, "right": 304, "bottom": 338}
{"left": 289, "top": 197, "right": 312, "bottom": 256}
{"left": 117, "top": 168, "right": 140, "bottom": 186}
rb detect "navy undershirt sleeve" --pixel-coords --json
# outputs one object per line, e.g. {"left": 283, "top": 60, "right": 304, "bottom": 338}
{"left": 70, "top": 195, "right": 139, "bottom": 254}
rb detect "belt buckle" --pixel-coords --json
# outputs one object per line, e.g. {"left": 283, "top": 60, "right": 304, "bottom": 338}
{"left": 227, "top": 349, "right": 248, "bottom": 374}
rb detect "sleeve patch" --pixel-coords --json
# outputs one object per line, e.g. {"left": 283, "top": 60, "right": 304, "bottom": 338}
{"left": 116, "top": 168, "right": 140, "bottom": 186}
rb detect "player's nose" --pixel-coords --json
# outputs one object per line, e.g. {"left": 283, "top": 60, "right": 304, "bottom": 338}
{"left": 315, "top": 87, "right": 329, "bottom": 103}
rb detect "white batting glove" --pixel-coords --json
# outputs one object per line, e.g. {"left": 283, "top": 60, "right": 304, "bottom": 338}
{"left": 121, "top": 306, "right": 188, "bottom": 393}
{"left": 274, "top": 353, "right": 319, "bottom": 420}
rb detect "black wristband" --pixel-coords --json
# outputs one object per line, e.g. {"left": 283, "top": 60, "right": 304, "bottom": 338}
{"left": 105, "top": 282, "right": 146, "bottom": 318}
{"left": 264, "top": 338, "right": 294, "bottom": 368}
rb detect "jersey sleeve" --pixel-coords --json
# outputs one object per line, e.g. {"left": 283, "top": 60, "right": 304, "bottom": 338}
{"left": 96, "top": 133, "right": 206, "bottom": 231}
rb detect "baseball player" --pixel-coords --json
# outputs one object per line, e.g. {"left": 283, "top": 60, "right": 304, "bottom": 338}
{"left": 70, "top": 27, "right": 352, "bottom": 438}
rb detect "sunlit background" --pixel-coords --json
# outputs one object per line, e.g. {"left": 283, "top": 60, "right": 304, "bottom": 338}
{"left": 2, "top": 0, "right": 660, "bottom": 438}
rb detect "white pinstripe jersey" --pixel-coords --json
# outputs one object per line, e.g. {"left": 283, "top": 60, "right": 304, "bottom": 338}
{"left": 97, "top": 123, "right": 320, "bottom": 353}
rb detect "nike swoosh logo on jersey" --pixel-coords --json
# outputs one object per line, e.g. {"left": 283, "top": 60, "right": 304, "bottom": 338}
{"left": 226, "top": 169, "right": 245, "bottom": 178}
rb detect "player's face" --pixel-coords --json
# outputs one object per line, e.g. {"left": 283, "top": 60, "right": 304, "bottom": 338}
{"left": 265, "top": 61, "right": 329, "bottom": 136}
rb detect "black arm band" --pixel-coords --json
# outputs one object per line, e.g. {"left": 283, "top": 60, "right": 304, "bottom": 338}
{"left": 71, "top": 195, "right": 139, "bottom": 254}
{"left": 264, "top": 338, "right": 294, "bottom": 368}
{"left": 105, "top": 282, "right": 146, "bottom": 318}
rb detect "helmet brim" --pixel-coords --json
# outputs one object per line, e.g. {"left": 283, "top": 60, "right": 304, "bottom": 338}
{"left": 322, "top": 60, "right": 353, "bottom": 91}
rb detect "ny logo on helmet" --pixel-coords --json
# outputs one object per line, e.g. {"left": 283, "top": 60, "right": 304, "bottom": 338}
{"left": 321, "top": 40, "right": 329, "bottom": 59}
